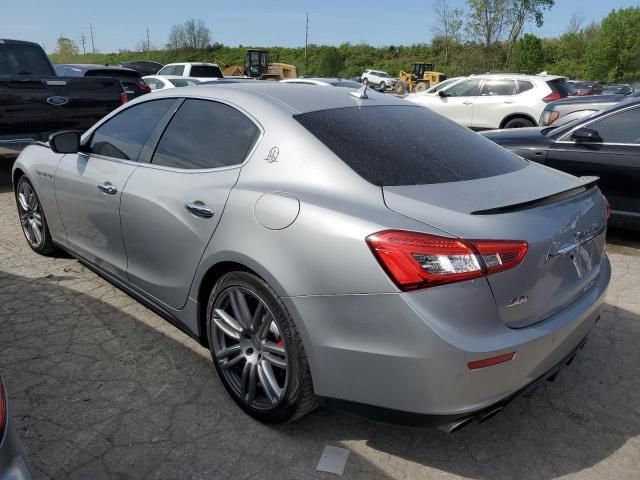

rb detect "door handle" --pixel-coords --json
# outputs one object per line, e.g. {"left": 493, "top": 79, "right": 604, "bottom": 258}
{"left": 504, "top": 100, "right": 515, "bottom": 104}
{"left": 185, "top": 201, "right": 215, "bottom": 218}
{"left": 97, "top": 182, "right": 118, "bottom": 195}
{"left": 462, "top": 101, "right": 473, "bottom": 105}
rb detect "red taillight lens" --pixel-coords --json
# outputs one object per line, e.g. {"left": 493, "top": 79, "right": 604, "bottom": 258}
{"left": 0, "top": 378, "right": 6, "bottom": 435}
{"left": 542, "top": 92, "right": 564, "bottom": 103}
{"left": 138, "top": 80, "right": 152, "bottom": 94}
{"left": 468, "top": 352, "right": 515, "bottom": 370}
{"left": 119, "top": 92, "right": 128, "bottom": 105}
{"left": 603, "top": 195, "right": 611, "bottom": 220}
{"left": 366, "top": 231, "right": 528, "bottom": 291}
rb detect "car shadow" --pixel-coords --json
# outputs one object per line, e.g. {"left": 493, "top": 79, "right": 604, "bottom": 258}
{"left": 1, "top": 263, "right": 638, "bottom": 479}
{"left": 0, "top": 158, "right": 14, "bottom": 194}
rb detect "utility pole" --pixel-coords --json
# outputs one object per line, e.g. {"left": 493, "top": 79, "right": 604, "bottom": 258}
{"left": 79, "top": 33, "right": 87, "bottom": 55}
{"left": 304, "top": 13, "right": 309, "bottom": 74}
{"left": 146, "top": 26, "right": 151, "bottom": 59}
{"left": 89, "top": 22, "right": 96, "bottom": 53}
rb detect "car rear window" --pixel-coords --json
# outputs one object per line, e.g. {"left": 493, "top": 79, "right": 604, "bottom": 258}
{"left": 85, "top": 69, "right": 141, "bottom": 78}
{"left": 190, "top": 65, "right": 223, "bottom": 78}
{"left": 0, "top": 44, "right": 54, "bottom": 76}
{"left": 547, "top": 78, "right": 571, "bottom": 96}
{"left": 294, "top": 106, "right": 526, "bottom": 186}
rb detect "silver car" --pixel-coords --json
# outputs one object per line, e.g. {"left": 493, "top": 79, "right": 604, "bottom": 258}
{"left": 12, "top": 84, "right": 610, "bottom": 429}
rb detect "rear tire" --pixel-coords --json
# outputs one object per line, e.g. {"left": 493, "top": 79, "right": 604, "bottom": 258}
{"left": 206, "top": 271, "right": 317, "bottom": 423}
{"left": 415, "top": 81, "right": 429, "bottom": 92}
{"left": 379, "top": 81, "right": 386, "bottom": 91}
{"left": 15, "top": 176, "right": 57, "bottom": 256}
{"left": 503, "top": 117, "right": 535, "bottom": 129}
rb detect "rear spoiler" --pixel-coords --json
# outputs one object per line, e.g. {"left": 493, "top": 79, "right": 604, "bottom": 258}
{"left": 472, "top": 176, "right": 599, "bottom": 215}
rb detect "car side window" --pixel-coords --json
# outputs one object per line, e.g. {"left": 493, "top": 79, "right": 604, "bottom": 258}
{"left": 517, "top": 80, "right": 534, "bottom": 93}
{"left": 158, "top": 65, "right": 174, "bottom": 75}
{"left": 173, "top": 65, "right": 185, "bottom": 75}
{"left": 480, "top": 79, "right": 516, "bottom": 96}
{"left": 443, "top": 79, "right": 482, "bottom": 97}
{"left": 585, "top": 107, "right": 640, "bottom": 144}
{"left": 151, "top": 99, "right": 260, "bottom": 169}
{"left": 145, "top": 78, "right": 164, "bottom": 90}
{"left": 89, "top": 99, "right": 176, "bottom": 161}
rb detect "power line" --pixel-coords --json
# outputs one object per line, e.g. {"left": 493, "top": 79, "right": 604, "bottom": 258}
{"left": 89, "top": 22, "right": 96, "bottom": 54}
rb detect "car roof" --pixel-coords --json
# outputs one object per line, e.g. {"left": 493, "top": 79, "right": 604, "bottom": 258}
{"left": 164, "top": 62, "right": 220, "bottom": 67}
{"left": 145, "top": 82, "right": 407, "bottom": 114}
{"left": 474, "top": 73, "right": 565, "bottom": 81}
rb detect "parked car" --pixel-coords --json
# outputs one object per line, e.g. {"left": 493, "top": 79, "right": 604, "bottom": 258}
{"left": 482, "top": 97, "right": 640, "bottom": 229}
{"left": 0, "top": 39, "right": 125, "bottom": 157}
{"left": 567, "top": 81, "right": 603, "bottom": 96}
{"left": 143, "top": 75, "right": 201, "bottom": 90}
{"left": 407, "top": 73, "right": 570, "bottom": 129}
{"left": 539, "top": 94, "right": 626, "bottom": 127}
{"left": 360, "top": 69, "right": 397, "bottom": 91}
{"left": 119, "top": 60, "right": 163, "bottom": 76}
{"left": 280, "top": 78, "right": 362, "bottom": 88}
{"left": 13, "top": 84, "right": 610, "bottom": 430}
{"left": 198, "top": 78, "right": 257, "bottom": 85}
{"left": 0, "top": 375, "right": 33, "bottom": 479}
{"left": 601, "top": 84, "right": 633, "bottom": 95}
{"left": 157, "top": 63, "right": 224, "bottom": 81}
{"left": 55, "top": 64, "right": 151, "bottom": 100}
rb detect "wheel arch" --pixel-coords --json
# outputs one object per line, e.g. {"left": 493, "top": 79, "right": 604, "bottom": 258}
{"left": 499, "top": 113, "right": 538, "bottom": 129}
{"left": 12, "top": 167, "right": 26, "bottom": 191}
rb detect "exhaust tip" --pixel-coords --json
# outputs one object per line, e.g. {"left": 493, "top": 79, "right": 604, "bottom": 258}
{"left": 439, "top": 415, "right": 474, "bottom": 434}
{"left": 477, "top": 406, "right": 503, "bottom": 423}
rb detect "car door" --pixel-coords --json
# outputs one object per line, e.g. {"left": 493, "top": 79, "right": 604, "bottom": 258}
{"left": 471, "top": 78, "right": 517, "bottom": 129}
{"left": 55, "top": 98, "right": 177, "bottom": 277}
{"left": 431, "top": 78, "right": 482, "bottom": 127}
{"left": 120, "top": 98, "right": 261, "bottom": 309}
{"left": 546, "top": 104, "right": 640, "bottom": 217}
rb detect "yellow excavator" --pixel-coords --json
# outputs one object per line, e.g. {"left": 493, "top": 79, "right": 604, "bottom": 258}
{"left": 394, "top": 62, "right": 447, "bottom": 94}
{"left": 221, "top": 49, "right": 297, "bottom": 80}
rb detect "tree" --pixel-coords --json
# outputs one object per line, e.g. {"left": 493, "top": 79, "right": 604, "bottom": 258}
{"left": 55, "top": 37, "right": 79, "bottom": 59}
{"left": 504, "top": 0, "right": 554, "bottom": 67}
{"left": 587, "top": 7, "right": 640, "bottom": 82}
{"left": 166, "top": 19, "right": 211, "bottom": 50}
{"left": 432, "top": 0, "right": 464, "bottom": 68}
{"left": 512, "top": 34, "right": 544, "bottom": 73}
{"left": 314, "top": 46, "right": 344, "bottom": 76}
{"left": 466, "top": 0, "right": 509, "bottom": 68}
{"left": 566, "top": 11, "right": 585, "bottom": 34}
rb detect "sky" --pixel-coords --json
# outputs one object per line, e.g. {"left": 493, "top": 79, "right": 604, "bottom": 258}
{"left": 4, "top": 0, "right": 640, "bottom": 54}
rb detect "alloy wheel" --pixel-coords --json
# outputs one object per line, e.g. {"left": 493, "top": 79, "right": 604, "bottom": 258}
{"left": 211, "top": 287, "right": 288, "bottom": 410}
{"left": 17, "top": 182, "right": 44, "bottom": 248}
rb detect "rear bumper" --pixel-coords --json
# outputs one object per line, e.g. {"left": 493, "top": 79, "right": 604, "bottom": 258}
{"left": 283, "top": 254, "right": 610, "bottom": 417}
{"left": 0, "top": 422, "right": 32, "bottom": 480}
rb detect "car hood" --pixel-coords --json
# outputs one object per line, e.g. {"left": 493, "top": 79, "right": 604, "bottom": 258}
{"left": 480, "top": 127, "right": 555, "bottom": 149}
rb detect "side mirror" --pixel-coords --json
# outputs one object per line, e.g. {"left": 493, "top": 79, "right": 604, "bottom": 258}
{"left": 571, "top": 127, "right": 602, "bottom": 143}
{"left": 438, "top": 90, "right": 447, "bottom": 97}
{"left": 49, "top": 131, "right": 81, "bottom": 154}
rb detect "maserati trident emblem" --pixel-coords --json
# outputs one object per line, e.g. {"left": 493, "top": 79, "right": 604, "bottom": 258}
{"left": 46, "top": 96, "right": 69, "bottom": 106}
{"left": 265, "top": 146, "right": 279, "bottom": 163}
{"left": 507, "top": 295, "right": 528, "bottom": 308}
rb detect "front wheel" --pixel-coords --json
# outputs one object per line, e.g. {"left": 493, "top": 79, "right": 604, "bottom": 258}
{"left": 379, "top": 81, "right": 386, "bottom": 91}
{"left": 15, "top": 176, "right": 56, "bottom": 255}
{"left": 206, "top": 271, "right": 317, "bottom": 423}
{"left": 503, "top": 117, "right": 535, "bottom": 129}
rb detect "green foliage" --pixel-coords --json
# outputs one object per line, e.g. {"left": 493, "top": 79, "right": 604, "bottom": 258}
{"left": 512, "top": 34, "right": 544, "bottom": 73}
{"left": 48, "top": 7, "right": 640, "bottom": 83}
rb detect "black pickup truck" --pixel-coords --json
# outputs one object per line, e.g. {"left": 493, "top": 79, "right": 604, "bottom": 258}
{"left": 0, "top": 39, "right": 125, "bottom": 158}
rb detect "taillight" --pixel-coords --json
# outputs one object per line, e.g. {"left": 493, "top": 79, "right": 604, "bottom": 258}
{"left": 138, "top": 80, "right": 152, "bottom": 94}
{"left": 0, "top": 377, "right": 6, "bottom": 435}
{"left": 542, "top": 92, "right": 564, "bottom": 103}
{"left": 119, "top": 92, "right": 128, "bottom": 105}
{"left": 366, "top": 231, "right": 528, "bottom": 291}
{"left": 603, "top": 195, "right": 611, "bottom": 220}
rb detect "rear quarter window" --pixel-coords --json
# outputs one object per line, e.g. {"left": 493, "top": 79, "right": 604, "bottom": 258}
{"left": 295, "top": 106, "right": 526, "bottom": 186}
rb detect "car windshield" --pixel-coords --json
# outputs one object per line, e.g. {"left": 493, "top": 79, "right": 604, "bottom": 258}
{"left": 430, "top": 78, "right": 459, "bottom": 92}
{"left": 190, "top": 65, "right": 223, "bottom": 78}
{"left": 169, "top": 79, "right": 201, "bottom": 87}
{"left": 295, "top": 105, "right": 526, "bottom": 186}
{"left": 328, "top": 80, "right": 362, "bottom": 88}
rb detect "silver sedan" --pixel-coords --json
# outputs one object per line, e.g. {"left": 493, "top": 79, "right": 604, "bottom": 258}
{"left": 12, "top": 84, "right": 610, "bottom": 429}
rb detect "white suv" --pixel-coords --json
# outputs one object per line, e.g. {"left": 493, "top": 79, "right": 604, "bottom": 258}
{"left": 157, "top": 63, "right": 224, "bottom": 82}
{"left": 361, "top": 69, "right": 397, "bottom": 91}
{"left": 406, "top": 74, "right": 570, "bottom": 129}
